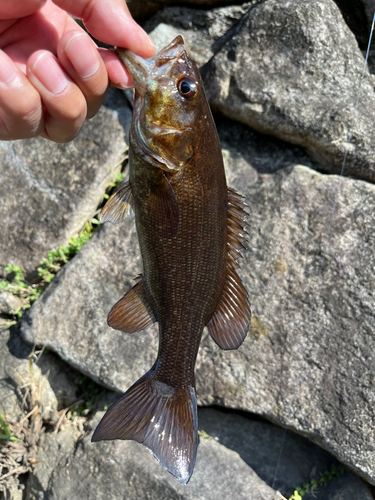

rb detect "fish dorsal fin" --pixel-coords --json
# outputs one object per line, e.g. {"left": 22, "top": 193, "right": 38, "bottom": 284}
{"left": 108, "top": 279, "right": 155, "bottom": 333}
{"left": 148, "top": 173, "right": 179, "bottom": 239}
{"left": 100, "top": 180, "right": 134, "bottom": 224}
{"left": 207, "top": 188, "right": 251, "bottom": 350}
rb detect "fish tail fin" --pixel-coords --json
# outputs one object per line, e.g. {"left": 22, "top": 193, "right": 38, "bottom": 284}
{"left": 91, "top": 370, "right": 198, "bottom": 485}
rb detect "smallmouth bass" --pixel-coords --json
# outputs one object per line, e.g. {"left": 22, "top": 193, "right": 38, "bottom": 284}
{"left": 92, "top": 36, "right": 251, "bottom": 484}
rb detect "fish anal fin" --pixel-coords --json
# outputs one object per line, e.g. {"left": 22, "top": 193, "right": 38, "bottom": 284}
{"left": 148, "top": 173, "right": 179, "bottom": 239}
{"left": 207, "top": 187, "right": 251, "bottom": 350}
{"left": 92, "top": 371, "right": 198, "bottom": 485}
{"left": 100, "top": 180, "right": 134, "bottom": 224}
{"left": 108, "top": 280, "right": 155, "bottom": 333}
{"left": 207, "top": 266, "right": 251, "bottom": 350}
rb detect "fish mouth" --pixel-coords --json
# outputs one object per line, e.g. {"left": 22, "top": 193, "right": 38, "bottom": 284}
{"left": 115, "top": 48, "right": 153, "bottom": 96}
{"left": 115, "top": 36, "right": 186, "bottom": 95}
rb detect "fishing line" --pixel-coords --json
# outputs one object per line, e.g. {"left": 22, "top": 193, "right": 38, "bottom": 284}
{"left": 321, "top": 12, "right": 375, "bottom": 270}
{"left": 270, "top": 13, "right": 375, "bottom": 496}
{"left": 271, "top": 428, "right": 287, "bottom": 491}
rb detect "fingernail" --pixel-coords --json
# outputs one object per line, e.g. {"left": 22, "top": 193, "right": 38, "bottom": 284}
{"left": 0, "top": 51, "right": 17, "bottom": 84}
{"left": 117, "top": 82, "right": 134, "bottom": 90}
{"left": 31, "top": 52, "right": 69, "bottom": 94}
{"left": 65, "top": 33, "right": 100, "bottom": 78}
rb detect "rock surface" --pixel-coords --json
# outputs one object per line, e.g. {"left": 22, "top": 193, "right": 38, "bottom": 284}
{"left": 21, "top": 120, "right": 375, "bottom": 484}
{"left": 127, "top": 0, "right": 245, "bottom": 21}
{"left": 198, "top": 408, "right": 373, "bottom": 500}
{"left": 0, "top": 89, "right": 131, "bottom": 274}
{"left": 26, "top": 409, "right": 279, "bottom": 500}
{"left": 0, "top": 329, "right": 58, "bottom": 423}
{"left": 146, "top": 1, "right": 375, "bottom": 181}
{"left": 0, "top": 290, "right": 22, "bottom": 315}
{"left": 0, "top": 329, "right": 31, "bottom": 422}
{"left": 25, "top": 407, "right": 373, "bottom": 499}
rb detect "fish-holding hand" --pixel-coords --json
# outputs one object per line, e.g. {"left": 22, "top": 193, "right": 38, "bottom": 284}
{"left": 92, "top": 36, "right": 251, "bottom": 484}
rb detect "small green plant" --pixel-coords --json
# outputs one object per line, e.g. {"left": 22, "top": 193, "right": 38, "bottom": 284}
{"left": 198, "top": 429, "right": 210, "bottom": 440}
{"left": 0, "top": 264, "right": 43, "bottom": 318}
{"left": 103, "top": 171, "right": 125, "bottom": 200}
{"left": 280, "top": 463, "right": 347, "bottom": 500}
{"left": 1, "top": 166, "right": 126, "bottom": 323}
{"left": 0, "top": 413, "right": 18, "bottom": 442}
{"left": 67, "top": 375, "right": 107, "bottom": 419}
{"left": 1, "top": 221, "right": 99, "bottom": 321}
{"left": 37, "top": 221, "right": 98, "bottom": 284}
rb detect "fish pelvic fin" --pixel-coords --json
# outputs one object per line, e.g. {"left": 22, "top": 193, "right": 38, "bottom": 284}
{"left": 108, "top": 278, "right": 155, "bottom": 333}
{"left": 92, "top": 371, "right": 198, "bottom": 485}
{"left": 100, "top": 180, "right": 134, "bottom": 224}
{"left": 207, "top": 187, "right": 251, "bottom": 350}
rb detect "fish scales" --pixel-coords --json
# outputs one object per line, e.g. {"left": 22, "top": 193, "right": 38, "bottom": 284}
{"left": 92, "top": 36, "right": 251, "bottom": 485}
{"left": 134, "top": 127, "right": 227, "bottom": 386}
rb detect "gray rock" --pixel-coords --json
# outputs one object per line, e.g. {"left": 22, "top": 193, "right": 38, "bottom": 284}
{"left": 0, "top": 329, "right": 58, "bottom": 424}
{"left": 21, "top": 220, "right": 158, "bottom": 392}
{"left": 149, "top": 23, "right": 182, "bottom": 52}
{"left": 199, "top": 408, "right": 374, "bottom": 499}
{"left": 317, "top": 472, "right": 374, "bottom": 500}
{"left": 6, "top": 362, "right": 58, "bottom": 424}
{"left": 0, "top": 289, "right": 22, "bottom": 314}
{"left": 0, "top": 329, "right": 29, "bottom": 422}
{"left": 127, "top": 0, "right": 248, "bottom": 21}
{"left": 146, "top": 1, "right": 375, "bottom": 181}
{"left": 27, "top": 409, "right": 280, "bottom": 500}
{"left": 363, "top": 0, "right": 375, "bottom": 29}
{"left": 26, "top": 423, "right": 77, "bottom": 498}
{"left": 144, "top": 5, "right": 249, "bottom": 67}
{"left": 0, "top": 89, "right": 131, "bottom": 274}
{"left": 20, "top": 118, "right": 375, "bottom": 485}
{"left": 36, "top": 351, "right": 83, "bottom": 410}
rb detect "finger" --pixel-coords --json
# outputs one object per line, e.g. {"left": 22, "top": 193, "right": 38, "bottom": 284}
{"left": 0, "top": 1, "right": 68, "bottom": 71}
{"left": 0, "top": 50, "right": 43, "bottom": 140}
{"left": 53, "top": 0, "right": 155, "bottom": 58}
{"left": 0, "top": 0, "right": 47, "bottom": 20}
{"left": 57, "top": 30, "right": 108, "bottom": 119}
{"left": 99, "top": 49, "right": 134, "bottom": 90}
{"left": 27, "top": 50, "right": 87, "bottom": 142}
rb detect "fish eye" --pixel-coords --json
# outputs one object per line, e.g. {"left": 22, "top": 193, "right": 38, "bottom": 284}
{"left": 177, "top": 77, "right": 198, "bottom": 100}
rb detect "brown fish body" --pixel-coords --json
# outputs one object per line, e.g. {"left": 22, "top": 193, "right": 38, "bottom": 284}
{"left": 93, "top": 37, "right": 250, "bottom": 484}
{"left": 130, "top": 106, "right": 227, "bottom": 388}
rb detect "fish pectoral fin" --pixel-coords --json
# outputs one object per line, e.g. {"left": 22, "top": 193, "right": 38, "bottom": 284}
{"left": 92, "top": 371, "right": 198, "bottom": 485}
{"left": 148, "top": 173, "right": 179, "bottom": 239}
{"left": 207, "top": 187, "right": 251, "bottom": 350}
{"left": 108, "top": 279, "right": 155, "bottom": 333}
{"left": 100, "top": 180, "right": 134, "bottom": 224}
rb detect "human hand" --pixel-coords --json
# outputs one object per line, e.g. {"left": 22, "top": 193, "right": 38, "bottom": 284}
{"left": 0, "top": 0, "right": 155, "bottom": 142}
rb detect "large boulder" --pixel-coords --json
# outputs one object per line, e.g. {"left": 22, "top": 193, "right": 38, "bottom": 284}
{"left": 21, "top": 119, "right": 375, "bottom": 484}
{"left": 25, "top": 407, "right": 373, "bottom": 499}
{"left": 127, "top": 0, "right": 243, "bottom": 21}
{"left": 198, "top": 408, "right": 374, "bottom": 500}
{"left": 0, "top": 89, "right": 131, "bottom": 274}
{"left": 26, "top": 409, "right": 280, "bottom": 500}
{"left": 145, "top": 1, "right": 375, "bottom": 182}
{"left": 0, "top": 328, "right": 66, "bottom": 424}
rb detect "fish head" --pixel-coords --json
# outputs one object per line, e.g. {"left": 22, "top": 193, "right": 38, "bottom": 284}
{"left": 116, "top": 36, "right": 209, "bottom": 171}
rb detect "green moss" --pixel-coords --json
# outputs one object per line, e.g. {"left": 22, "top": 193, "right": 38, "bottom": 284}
{"left": 67, "top": 375, "right": 107, "bottom": 419}
{"left": 278, "top": 464, "right": 348, "bottom": 500}
{"left": 0, "top": 413, "right": 18, "bottom": 442}
{"left": 0, "top": 221, "right": 99, "bottom": 321}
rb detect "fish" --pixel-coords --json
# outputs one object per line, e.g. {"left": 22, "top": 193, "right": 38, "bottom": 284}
{"left": 92, "top": 35, "right": 251, "bottom": 485}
